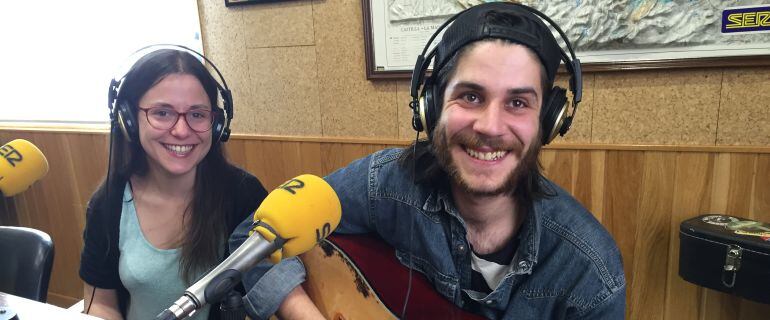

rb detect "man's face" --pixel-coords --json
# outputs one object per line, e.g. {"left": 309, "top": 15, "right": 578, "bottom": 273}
{"left": 433, "top": 41, "right": 543, "bottom": 196}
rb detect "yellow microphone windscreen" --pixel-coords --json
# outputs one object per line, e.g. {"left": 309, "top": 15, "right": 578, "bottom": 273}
{"left": 0, "top": 139, "right": 49, "bottom": 197}
{"left": 252, "top": 174, "right": 341, "bottom": 263}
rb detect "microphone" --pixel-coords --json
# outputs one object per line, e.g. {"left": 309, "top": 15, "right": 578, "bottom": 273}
{"left": 156, "top": 174, "right": 342, "bottom": 320}
{"left": 0, "top": 139, "right": 49, "bottom": 197}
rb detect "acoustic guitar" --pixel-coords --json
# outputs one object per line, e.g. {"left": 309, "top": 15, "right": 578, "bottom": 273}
{"left": 300, "top": 233, "right": 485, "bottom": 320}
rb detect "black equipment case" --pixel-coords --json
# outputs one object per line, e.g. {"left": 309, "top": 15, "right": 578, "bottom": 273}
{"left": 679, "top": 214, "right": 770, "bottom": 304}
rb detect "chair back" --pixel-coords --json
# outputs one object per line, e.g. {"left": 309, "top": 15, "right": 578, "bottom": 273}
{"left": 0, "top": 226, "right": 55, "bottom": 302}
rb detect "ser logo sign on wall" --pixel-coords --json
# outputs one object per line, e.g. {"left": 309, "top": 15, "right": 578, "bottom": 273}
{"left": 723, "top": 5, "right": 770, "bottom": 33}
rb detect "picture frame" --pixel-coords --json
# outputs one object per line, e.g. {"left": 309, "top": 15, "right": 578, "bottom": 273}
{"left": 362, "top": 0, "right": 770, "bottom": 80}
{"left": 225, "top": 0, "right": 287, "bottom": 7}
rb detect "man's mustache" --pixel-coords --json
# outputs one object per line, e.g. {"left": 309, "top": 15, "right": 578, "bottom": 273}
{"left": 448, "top": 130, "right": 524, "bottom": 157}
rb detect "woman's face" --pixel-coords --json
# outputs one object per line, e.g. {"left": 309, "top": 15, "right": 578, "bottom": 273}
{"left": 136, "top": 73, "right": 213, "bottom": 179}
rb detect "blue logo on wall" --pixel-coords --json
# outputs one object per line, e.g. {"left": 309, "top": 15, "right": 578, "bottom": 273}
{"left": 722, "top": 6, "right": 770, "bottom": 33}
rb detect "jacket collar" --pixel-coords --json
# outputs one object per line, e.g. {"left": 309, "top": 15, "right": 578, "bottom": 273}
{"left": 422, "top": 183, "right": 543, "bottom": 271}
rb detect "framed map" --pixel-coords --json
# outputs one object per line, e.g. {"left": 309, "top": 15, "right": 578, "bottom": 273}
{"left": 362, "top": 0, "right": 770, "bottom": 79}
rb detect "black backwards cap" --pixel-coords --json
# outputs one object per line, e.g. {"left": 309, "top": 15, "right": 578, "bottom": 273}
{"left": 432, "top": 3, "right": 565, "bottom": 85}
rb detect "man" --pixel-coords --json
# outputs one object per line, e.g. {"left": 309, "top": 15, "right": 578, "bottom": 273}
{"left": 233, "top": 3, "right": 625, "bottom": 319}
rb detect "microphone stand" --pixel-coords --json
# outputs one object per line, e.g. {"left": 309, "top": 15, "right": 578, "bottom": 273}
{"left": 155, "top": 270, "right": 243, "bottom": 320}
{"left": 219, "top": 290, "right": 246, "bottom": 320}
{"left": 155, "top": 231, "right": 282, "bottom": 320}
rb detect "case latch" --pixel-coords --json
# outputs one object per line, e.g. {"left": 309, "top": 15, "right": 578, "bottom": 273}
{"left": 721, "top": 245, "right": 742, "bottom": 288}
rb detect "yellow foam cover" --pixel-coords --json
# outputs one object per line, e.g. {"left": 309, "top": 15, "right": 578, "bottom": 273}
{"left": 250, "top": 174, "right": 341, "bottom": 263}
{"left": 0, "top": 139, "right": 49, "bottom": 197}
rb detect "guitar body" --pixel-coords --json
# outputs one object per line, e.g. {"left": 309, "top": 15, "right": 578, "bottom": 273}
{"left": 301, "top": 233, "right": 485, "bottom": 320}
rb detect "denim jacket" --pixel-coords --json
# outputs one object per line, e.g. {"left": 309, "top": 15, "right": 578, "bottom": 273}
{"left": 234, "top": 148, "right": 626, "bottom": 319}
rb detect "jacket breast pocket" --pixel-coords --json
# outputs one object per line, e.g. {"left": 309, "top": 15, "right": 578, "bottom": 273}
{"left": 395, "top": 249, "right": 458, "bottom": 301}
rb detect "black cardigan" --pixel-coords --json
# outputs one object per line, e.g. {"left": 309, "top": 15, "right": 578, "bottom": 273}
{"left": 79, "top": 165, "right": 268, "bottom": 319}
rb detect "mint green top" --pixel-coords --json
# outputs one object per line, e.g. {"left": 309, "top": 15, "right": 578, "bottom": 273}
{"left": 118, "top": 184, "right": 211, "bottom": 320}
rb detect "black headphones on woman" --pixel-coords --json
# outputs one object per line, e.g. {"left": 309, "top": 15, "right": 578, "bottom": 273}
{"left": 107, "top": 44, "right": 234, "bottom": 143}
{"left": 409, "top": 2, "right": 582, "bottom": 145}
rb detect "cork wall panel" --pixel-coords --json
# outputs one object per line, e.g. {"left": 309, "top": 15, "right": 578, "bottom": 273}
{"left": 242, "top": 0, "right": 315, "bottom": 48}
{"left": 245, "top": 46, "right": 322, "bottom": 135}
{"left": 198, "top": 0, "right": 253, "bottom": 134}
{"left": 312, "top": 0, "right": 399, "bottom": 137}
{"left": 592, "top": 69, "right": 722, "bottom": 145}
{"left": 717, "top": 67, "right": 770, "bottom": 146}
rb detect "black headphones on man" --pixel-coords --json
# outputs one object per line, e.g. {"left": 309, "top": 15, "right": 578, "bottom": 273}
{"left": 107, "top": 44, "right": 234, "bottom": 143}
{"left": 409, "top": 2, "right": 582, "bottom": 145}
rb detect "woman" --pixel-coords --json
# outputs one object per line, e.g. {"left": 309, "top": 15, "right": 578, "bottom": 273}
{"left": 79, "top": 47, "right": 267, "bottom": 320}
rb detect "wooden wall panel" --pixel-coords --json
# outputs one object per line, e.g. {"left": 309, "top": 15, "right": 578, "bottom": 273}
{"left": 0, "top": 197, "right": 17, "bottom": 225}
{"left": 629, "top": 152, "right": 676, "bottom": 320}
{"left": 755, "top": 155, "right": 770, "bottom": 222}
{"left": 541, "top": 149, "right": 575, "bottom": 196}
{"left": 2, "top": 129, "right": 770, "bottom": 318}
{"left": 704, "top": 154, "right": 758, "bottom": 320}
{"left": 0, "top": 131, "right": 108, "bottom": 306}
{"left": 727, "top": 154, "right": 757, "bottom": 218}
{"left": 739, "top": 299, "right": 770, "bottom": 320}
{"left": 603, "top": 150, "right": 645, "bottom": 311}
{"left": 665, "top": 152, "right": 712, "bottom": 319}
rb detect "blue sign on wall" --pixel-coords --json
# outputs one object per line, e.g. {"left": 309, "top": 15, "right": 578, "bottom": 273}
{"left": 722, "top": 6, "right": 770, "bottom": 34}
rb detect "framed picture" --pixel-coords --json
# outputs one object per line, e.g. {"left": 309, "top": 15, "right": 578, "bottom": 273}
{"left": 362, "top": 0, "right": 770, "bottom": 79}
{"left": 225, "top": 0, "right": 286, "bottom": 7}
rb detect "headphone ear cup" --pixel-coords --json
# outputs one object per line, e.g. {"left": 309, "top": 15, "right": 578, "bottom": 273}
{"left": 540, "top": 87, "right": 568, "bottom": 145}
{"left": 116, "top": 100, "right": 138, "bottom": 142}
{"left": 211, "top": 108, "right": 227, "bottom": 143}
{"left": 411, "top": 104, "right": 424, "bottom": 132}
{"left": 422, "top": 81, "right": 442, "bottom": 136}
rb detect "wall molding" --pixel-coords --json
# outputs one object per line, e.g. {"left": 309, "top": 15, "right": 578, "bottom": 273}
{"left": 2, "top": 127, "right": 769, "bottom": 153}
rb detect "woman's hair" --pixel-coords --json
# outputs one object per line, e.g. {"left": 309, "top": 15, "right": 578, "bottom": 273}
{"left": 100, "top": 49, "right": 231, "bottom": 283}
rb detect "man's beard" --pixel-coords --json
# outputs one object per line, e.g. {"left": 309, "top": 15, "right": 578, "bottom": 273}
{"left": 432, "top": 122, "right": 542, "bottom": 197}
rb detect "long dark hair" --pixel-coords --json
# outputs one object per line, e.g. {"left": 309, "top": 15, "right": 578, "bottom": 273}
{"left": 100, "top": 49, "right": 231, "bottom": 283}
